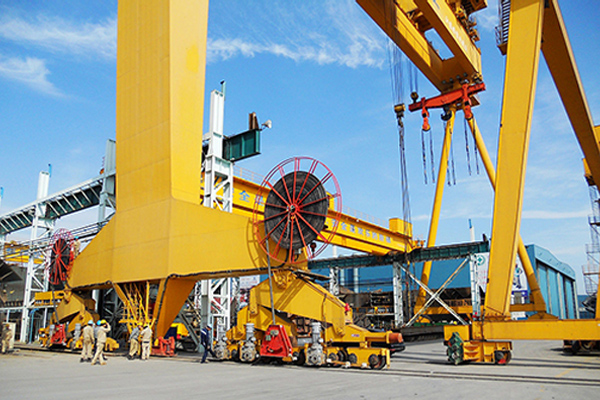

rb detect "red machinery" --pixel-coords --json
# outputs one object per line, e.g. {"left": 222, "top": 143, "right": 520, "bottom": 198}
{"left": 259, "top": 325, "right": 293, "bottom": 360}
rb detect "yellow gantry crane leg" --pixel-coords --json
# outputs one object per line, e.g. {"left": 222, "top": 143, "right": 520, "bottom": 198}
{"left": 415, "top": 107, "right": 456, "bottom": 311}
{"left": 68, "top": 0, "right": 268, "bottom": 336}
{"left": 484, "top": 0, "right": 545, "bottom": 319}
{"left": 466, "top": 117, "right": 548, "bottom": 315}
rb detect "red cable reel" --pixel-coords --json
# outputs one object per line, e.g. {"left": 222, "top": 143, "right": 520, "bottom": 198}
{"left": 252, "top": 157, "right": 342, "bottom": 265}
{"left": 46, "top": 228, "right": 75, "bottom": 287}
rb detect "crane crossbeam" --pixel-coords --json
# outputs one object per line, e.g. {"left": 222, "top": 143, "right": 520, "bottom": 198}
{"left": 357, "top": 0, "right": 484, "bottom": 92}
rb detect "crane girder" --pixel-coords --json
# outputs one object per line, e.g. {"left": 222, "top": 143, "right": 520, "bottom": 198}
{"left": 356, "top": 0, "right": 484, "bottom": 92}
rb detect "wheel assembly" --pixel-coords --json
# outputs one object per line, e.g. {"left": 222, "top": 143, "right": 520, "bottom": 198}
{"left": 252, "top": 157, "right": 342, "bottom": 264}
{"left": 493, "top": 350, "right": 511, "bottom": 365}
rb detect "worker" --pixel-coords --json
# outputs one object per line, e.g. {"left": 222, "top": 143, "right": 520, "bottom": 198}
{"left": 91, "top": 320, "right": 111, "bottom": 366}
{"left": 140, "top": 324, "right": 153, "bottom": 361}
{"left": 80, "top": 320, "right": 95, "bottom": 362}
{"left": 200, "top": 324, "right": 215, "bottom": 363}
{"left": 128, "top": 323, "right": 142, "bottom": 360}
{"left": 73, "top": 236, "right": 81, "bottom": 257}
{"left": 2, "top": 324, "right": 13, "bottom": 354}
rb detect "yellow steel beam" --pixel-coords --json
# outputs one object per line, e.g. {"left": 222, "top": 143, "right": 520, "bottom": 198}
{"left": 475, "top": 319, "right": 600, "bottom": 341}
{"left": 415, "top": 107, "right": 455, "bottom": 310}
{"left": 357, "top": 0, "right": 483, "bottom": 91}
{"left": 357, "top": 0, "right": 466, "bottom": 92}
{"left": 542, "top": 0, "right": 600, "bottom": 186}
{"left": 250, "top": 272, "right": 349, "bottom": 338}
{"left": 423, "top": 302, "right": 541, "bottom": 316}
{"left": 484, "top": 0, "right": 545, "bottom": 319}
{"left": 413, "top": 0, "right": 482, "bottom": 80}
{"left": 230, "top": 177, "right": 413, "bottom": 255}
{"left": 468, "top": 117, "right": 547, "bottom": 313}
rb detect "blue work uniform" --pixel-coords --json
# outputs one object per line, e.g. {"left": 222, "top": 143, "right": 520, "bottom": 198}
{"left": 200, "top": 327, "right": 215, "bottom": 363}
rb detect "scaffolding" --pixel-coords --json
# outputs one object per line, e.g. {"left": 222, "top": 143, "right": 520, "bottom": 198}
{"left": 584, "top": 186, "right": 600, "bottom": 297}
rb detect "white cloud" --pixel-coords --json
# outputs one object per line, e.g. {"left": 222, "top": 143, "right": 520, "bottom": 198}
{"left": 0, "top": 56, "right": 62, "bottom": 96}
{"left": 207, "top": 0, "right": 386, "bottom": 69}
{"left": 0, "top": 15, "right": 116, "bottom": 60}
{"left": 207, "top": 37, "right": 383, "bottom": 68}
{"left": 475, "top": 0, "right": 499, "bottom": 33}
{"left": 522, "top": 209, "right": 589, "bottom": 220}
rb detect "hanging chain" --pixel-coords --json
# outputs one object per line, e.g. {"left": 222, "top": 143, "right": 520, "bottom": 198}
{"left": 421, "top": 128, "right": 428, "bottom": 184}
{"left": 450, "top": 133, "right": 457, "bottom": 186}
{"left": 472, "top": 119, "right": 481, "bottom": 175}
{"left": 464, "top": 117, "right": 472, "bottom": 176}
{"left": 429, "top": 128, "right": 436, "bottom": 183}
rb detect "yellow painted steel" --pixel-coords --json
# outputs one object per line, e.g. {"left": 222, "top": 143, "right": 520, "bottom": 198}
{"left": 229, "top": 177, "right": 413, "bottom": 255}
{"left": 227, "top": 305, "right": 298, "bottom": 342}
{"left": 33, "top": 290, "right": 65, "bottom": 307}
{"left": 473, "top": 319, "right": 600, "bottom": 341}
{"left": 467, "top": 117, "right": 547, "bottom": 314}
{"left": 485, "top": 0, "right": 545, "bottom": 319}
{"left": 67, "top": 0, "right": 268, "bottom": 336}
{"left": 413, "top": 0, "right": 482, "bottom": 77}
{"left": 226, "top": 271, "right": 399, "bottom": 368}
{"left": 250, "top": 271, "right": 349, "bottom": 337}
{"left": 542, "top": 0, "right": 600, "bottom": 186}
{"left": 2, "top": 243, "right": 44, "bottom": 264}
{"left": 414, "top": 107, "right": 455, "bottom": 310}
{"left": 356, "top": 0, "right": 483, "bottom": 92}
{"left": 112, "top": 282, "right": 153, "bottom": 332}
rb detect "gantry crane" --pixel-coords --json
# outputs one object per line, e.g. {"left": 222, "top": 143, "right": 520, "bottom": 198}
{"left": 47, "top": 0, "right": 412, "bottom": 369}
{"left": 358, "top": 0, "right": 600, "bottom": 363}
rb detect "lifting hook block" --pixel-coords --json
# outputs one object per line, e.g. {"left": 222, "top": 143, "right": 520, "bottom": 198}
{"left": 409, "top": 82, "right": 486, "bottom": 128}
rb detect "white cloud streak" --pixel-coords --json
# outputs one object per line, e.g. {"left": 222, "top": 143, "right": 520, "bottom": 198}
{"left": 522, "top": 209, "right": 589, "bottom": 220}
{"left": 475, "top": 0, "right": 499, "bottom": 33}
{"left": 0, "top": 56, "right": 62, "bottom": 96}
{"left": 207, "top": 37, "right": 383, "bottom": 68}
{"left": 207, "top": 0, "right": 386, "bottom": 68}
{"left": 0, "top": 15, "right": 116, "bottom": 60}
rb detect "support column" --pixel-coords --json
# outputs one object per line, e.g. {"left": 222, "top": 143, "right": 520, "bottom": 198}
{"left": 20, "top": 171, "right": 53, "bottom": 342}
{"left": 467, "top": 117, "right": 547, "bottom": 313}
{"left": 392, "top": 263, "right": 404, "bottom": 327}
{"left": 485, "top": 0, "right": 545, "bottom": 318}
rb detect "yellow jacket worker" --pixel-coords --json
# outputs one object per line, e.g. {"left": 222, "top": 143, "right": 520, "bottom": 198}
{"left": 91, "top": 320, "right": 111, "bottom": 366}
{"left": 140, "top": 325, "right": 153, "bottom": 360}
{"left": 1, "top": 324, "right": 13, "bottom": 354}
{"left": 80, "top": 320, "right": 95, "bottom": 362}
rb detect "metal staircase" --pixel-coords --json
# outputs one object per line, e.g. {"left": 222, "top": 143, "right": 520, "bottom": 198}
{"left": 495, "top": 0, "right": 510, "bottom": 55}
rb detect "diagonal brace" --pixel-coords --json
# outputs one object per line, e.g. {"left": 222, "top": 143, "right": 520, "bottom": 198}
{"left": 396, "top": 262, "right": 468, "bottom": 326}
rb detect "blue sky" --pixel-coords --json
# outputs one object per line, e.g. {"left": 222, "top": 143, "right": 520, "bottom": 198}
{"left": 0, "top": 1, "right": 599, "bottom": 294}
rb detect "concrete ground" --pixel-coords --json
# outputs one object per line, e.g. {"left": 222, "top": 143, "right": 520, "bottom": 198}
{"left": 1, "top": 340, "right": 599, "bottom": 400}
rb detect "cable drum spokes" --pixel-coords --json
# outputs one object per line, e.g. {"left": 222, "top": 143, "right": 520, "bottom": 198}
{"left": 45, "top": 228, "right": 74, "bottom": 288}
{"left": 253, "top": 157, "right": 342, "bottom": 265}
{"left": 264, "top": 171, "right": 328, "bottom": 250}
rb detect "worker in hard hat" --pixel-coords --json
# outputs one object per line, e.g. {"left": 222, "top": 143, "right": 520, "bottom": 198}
{"left": 91, "top": 320, "right": 111, "bottom": 365}
{"left": 1, "top": 324, "right": 13, "bottom": 354}
{"left": 128, "top": 323, "right": 142, "bottom": 360}
{"left": 200, "top": 324, "right": 215, "bottom": 363}
{"left": 80, "top": 320, "right": 95, "bottom": 362}
{"left": 140, "top": 324, "right": 153, "bottom": 360}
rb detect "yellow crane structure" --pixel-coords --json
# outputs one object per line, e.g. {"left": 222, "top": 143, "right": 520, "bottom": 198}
{"left": 358, "top": 0, "right": 600, "bottom": 364}
{"left": 50, "top": 0, "right": 412, "bottom": 369}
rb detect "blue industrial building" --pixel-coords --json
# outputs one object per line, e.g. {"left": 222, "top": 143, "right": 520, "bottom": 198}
{"left": 317, "top": 244, "right": 579, "bottom": 320}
